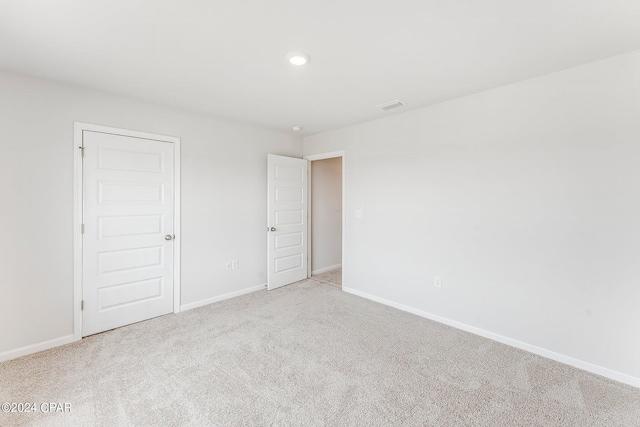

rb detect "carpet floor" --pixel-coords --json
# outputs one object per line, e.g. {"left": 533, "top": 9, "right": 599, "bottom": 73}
{"left": 1, "top": 276, "right": 638, "bottom": 427}
{"left": 311, "top": 268, "right": 342, "bottom": 288}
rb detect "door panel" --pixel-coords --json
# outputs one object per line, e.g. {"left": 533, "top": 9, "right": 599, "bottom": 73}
{"left": 267, "top": 154, "right": 308, "bottom": 290}
{"left": 83, "top": 130, "right": 174, "bottom": 336}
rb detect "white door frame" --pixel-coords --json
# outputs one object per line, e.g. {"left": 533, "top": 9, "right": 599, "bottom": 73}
{"left": 303, "top": 150, "right": 346, "bottom": 287}
{"left": 73, "top": 122, "right": 181, "bottom": 341}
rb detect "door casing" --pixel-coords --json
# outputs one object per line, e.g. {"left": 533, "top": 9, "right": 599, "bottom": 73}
{"left": 73, "top": 122, "right": 181, "bottom": 341}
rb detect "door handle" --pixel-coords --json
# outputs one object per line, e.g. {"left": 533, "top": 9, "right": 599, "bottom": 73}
{"left": 270, "top": 227, "right": 276, "bottom": 232}
{"left": 165, "top": 235, "right": 173, "bottom": 240}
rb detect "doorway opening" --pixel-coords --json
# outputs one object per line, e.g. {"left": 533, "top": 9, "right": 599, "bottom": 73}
{"left": 305, "top": 151, "right": 345, "bottom": 289}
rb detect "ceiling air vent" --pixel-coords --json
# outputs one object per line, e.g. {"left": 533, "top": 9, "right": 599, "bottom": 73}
{"left": 376, "top": 99, "right": 406, "bottom": 111}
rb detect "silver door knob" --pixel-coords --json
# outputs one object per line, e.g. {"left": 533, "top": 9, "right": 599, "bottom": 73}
{"left": 165, "top": 235, "right": 173, "bottom": 240}
{"left": 270, "top": 227, "right": 276, "bottom": 232}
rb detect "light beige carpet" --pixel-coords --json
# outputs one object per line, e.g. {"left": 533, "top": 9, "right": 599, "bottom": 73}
{"left": 1, "top": 278, "right": 639, "bottom": 427}
{"left": 311, "top": 268, "right": 342, "bottom": 288}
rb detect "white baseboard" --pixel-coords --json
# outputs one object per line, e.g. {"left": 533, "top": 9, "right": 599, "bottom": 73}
{"left": 0, "top": 334, "right": 77, "bottom": 363}
{"left": 343, "top": 287, "right": 640, "bottom": 389}
{"left": 180, "top": 283, "right": 267, "bottom": 312}
{"left": 312, "top": 264, "right": 342, "bottom": 275}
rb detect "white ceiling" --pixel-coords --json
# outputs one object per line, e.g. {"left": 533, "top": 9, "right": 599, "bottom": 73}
{"left": 2, "top": 0, "right": 640, "bottom": 135}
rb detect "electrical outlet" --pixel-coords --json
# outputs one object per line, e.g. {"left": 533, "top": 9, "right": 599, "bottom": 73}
{"left": 225, "top": 261, "right": 232, "bottom": 271}
{"left": 232, "top": 260, "right": 239, "bottom": 270}
{"left": 434, "top": 276, "right": 442, "bottom": 288}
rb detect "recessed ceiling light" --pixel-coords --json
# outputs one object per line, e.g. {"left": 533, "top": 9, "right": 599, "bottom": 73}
{"left": 286, "top": 52, "right": 309, "bottom": 66}
{"left": 291, "top": 125, "right": 302, "bottom": 131}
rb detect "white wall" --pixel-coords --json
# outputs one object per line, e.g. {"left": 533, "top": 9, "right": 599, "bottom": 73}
{"left": 304, "top": 51, "right": 640, "bottom": 385}
{"left": 311, "top": 157, "right": 342, "bottom": 273}
{"left": 0, "top": 70, "right": 301, "bottom": 357}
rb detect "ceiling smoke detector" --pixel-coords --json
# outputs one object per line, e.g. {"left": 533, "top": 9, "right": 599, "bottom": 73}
{"left": 291, "top": 125, "right": 302, "bottom": 131}
{"left": 376, "top": 99, "right": 406, "bottom": 111}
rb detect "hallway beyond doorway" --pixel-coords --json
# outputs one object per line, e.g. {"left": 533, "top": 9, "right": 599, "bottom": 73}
{"left": 312, "top": 267, "right": 342, "bottom": 289}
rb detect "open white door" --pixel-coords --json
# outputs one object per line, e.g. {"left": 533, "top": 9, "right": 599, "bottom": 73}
{"left": 82, "top": 130, "right": 175, "bottom": 336}
{"left": 267, "top": 154, "right": 308, "bottom": 290}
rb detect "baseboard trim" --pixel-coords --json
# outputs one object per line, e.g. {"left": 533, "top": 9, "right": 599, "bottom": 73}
{"left": 343, "top": 287, "right": 640, "bottom": 389}
{"left": 311, "top": 264, "right": 342, "bottom": 275}
{"left": 180, "top": 283, "right": 267, "bottom": 312}
{"left": 0, "top": 334, "right": 77, "bottom": 363}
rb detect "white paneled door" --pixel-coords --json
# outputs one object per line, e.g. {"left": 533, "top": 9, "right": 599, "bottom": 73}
{"left": 267, "top": 155, "right": 308, "bottom": 290}
{"left": 82, "top": 131, "right": 175, "bottom": 336}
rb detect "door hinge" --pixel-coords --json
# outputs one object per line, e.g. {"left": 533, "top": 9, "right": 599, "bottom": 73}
{"left": 81, "top": 224, "right": 85, "bottom": 234}
{"left": 81, "top": 300, "right": 84, "bottom": 310}
{"left": 79, "top": 146, "right": 85, "bottom": 158}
